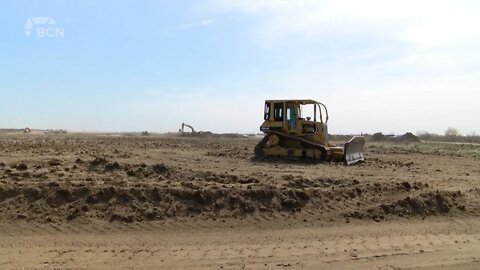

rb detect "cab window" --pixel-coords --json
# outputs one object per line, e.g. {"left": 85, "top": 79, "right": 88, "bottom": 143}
{"left": 264, "top": 103, "right": 270, "bottom": 120}
{"left": 273, "top": 103, "right": 283, "bottom": 121}
{"left": 286, "top": 105, "right": 296, "bottom": 129}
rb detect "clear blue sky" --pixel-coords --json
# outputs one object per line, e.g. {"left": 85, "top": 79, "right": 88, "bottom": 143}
{"left": 1, "top": 0, "right": 479, "bottom": 135}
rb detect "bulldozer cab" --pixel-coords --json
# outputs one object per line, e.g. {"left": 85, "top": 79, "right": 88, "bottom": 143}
{"left": 261, "top": 99, "right": 329, "bottom": 143}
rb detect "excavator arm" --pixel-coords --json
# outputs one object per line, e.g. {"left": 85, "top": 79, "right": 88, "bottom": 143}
{"left": 181, "top": 123, "right": 195, "bottom": 134}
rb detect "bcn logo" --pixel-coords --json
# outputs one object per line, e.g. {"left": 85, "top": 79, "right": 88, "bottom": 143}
{"left": 24, "top": 17, "right": 64, "bottom": 38}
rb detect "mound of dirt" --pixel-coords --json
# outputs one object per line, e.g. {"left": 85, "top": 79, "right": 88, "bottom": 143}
{"left": 0, "top": 134, "right": 477, "bottom": 224}
{"left": 394, "top": 132, "right": 420, "bottom": 142}
{"left": 345, "top": 190, "right": 465, "bottom": 222}
{"left": 369, "top": 132, "right": 420, "bottom": 143}
{"left": 0, "top": 156, "right": 469, "bottom": 223}
{"left": 0, "top": 183, "right": 312, "bottom": 222}
{"left": 370, "top": 132, "right": 388, "bottom": 142}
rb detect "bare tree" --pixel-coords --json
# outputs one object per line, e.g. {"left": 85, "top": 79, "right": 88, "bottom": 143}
{"left": 445, "top": 127, "right": 459, "bottom": 141}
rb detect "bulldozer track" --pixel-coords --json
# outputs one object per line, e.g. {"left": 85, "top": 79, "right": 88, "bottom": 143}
{"left": 254, "top": 135, "right": 269, "bottom": 158}
{"left": 255, "top": 131, "right": 328, "bottom": 161}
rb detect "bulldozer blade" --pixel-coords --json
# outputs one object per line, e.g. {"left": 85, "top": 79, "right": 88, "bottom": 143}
{"left": 344, "top": 136, "right": 365, "bottom": 165}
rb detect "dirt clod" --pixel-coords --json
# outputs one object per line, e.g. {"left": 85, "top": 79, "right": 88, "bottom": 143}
{"left": 16, "top": 162, "right": 28, "bottom": 171}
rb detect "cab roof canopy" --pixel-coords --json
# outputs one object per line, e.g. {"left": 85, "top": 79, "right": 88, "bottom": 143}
{"left": 265, "top": 99, "right": 320, "bottom": 105}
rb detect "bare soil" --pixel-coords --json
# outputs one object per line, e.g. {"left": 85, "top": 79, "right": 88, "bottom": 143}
{"left": 0, "top": 133, "right": 479, "bottom": 269}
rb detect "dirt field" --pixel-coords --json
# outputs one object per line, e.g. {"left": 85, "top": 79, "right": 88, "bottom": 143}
{"left": 0, "top": 133, "right": 479, "bottom": 269}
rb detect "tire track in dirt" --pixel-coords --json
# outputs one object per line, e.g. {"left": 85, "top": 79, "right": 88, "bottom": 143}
{"left": 1, "top": 219, "right": 479, "bottom": 269}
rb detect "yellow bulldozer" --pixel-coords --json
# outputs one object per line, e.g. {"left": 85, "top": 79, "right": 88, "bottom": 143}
{"left": 255, "top": 99, "right": 365, "bottom": 165}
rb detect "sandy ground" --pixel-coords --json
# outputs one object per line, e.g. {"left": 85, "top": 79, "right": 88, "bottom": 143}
{"left": 0, "top": 133, "right": 479, "bottom": 269}
{"left": 1, "top": 217, "right": 480, "bottom": 269}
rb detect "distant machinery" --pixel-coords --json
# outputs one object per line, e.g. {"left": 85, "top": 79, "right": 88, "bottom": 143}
{"left": 180, "top": 123, "right": 195, "bottom": 135}
{"left": 45, "top": 129, "right": 67, "bottom": 134}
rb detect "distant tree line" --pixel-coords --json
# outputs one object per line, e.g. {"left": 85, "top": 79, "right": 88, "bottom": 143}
{"left": 416, "top": 127, "right": 480, "bottom": 143}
